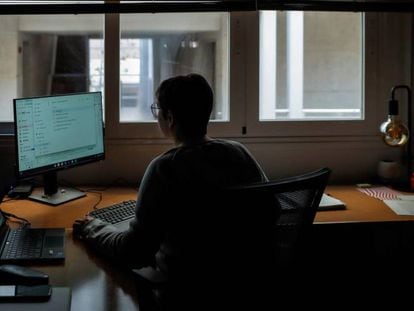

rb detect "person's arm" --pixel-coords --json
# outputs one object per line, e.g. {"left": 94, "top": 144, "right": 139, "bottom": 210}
{"left": 74, "top": 158, "right": 167, "bottom": 268}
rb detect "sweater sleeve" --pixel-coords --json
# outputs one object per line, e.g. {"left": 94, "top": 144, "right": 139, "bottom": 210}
{"left": 79, "top": 157, "right": 167, "bottom": 268}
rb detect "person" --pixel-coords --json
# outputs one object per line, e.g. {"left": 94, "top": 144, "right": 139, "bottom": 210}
{"left": 73, "top": 73, "right": 277, "bottom": 309}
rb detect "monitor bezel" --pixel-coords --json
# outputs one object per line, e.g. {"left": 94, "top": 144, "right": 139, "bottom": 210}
{"left": 13, "top": 91, "right": 105, "bottom": 180}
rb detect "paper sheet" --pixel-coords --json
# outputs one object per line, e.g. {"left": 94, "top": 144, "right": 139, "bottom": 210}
{"left": 319, "top": 193, "right": 346, "bottom": 211}
{"left": 357, "top": 186, "right": 400, "bottom": 200}
{"left": 383, "top": 200, "right": 414, "bottom": 216}
{"left": 396, "top": 195, "right": 414, "bottom": 201}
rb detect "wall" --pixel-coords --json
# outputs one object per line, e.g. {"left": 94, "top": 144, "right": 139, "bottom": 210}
{"left": 0, "top": 135, "right": 399, "bottom": 186}
{"left": 48, "top": 135, "right": 397, "bottom": 186}
{"left": 304, "top": 12, "right": 362, "bottom": 110}
{"left": 0, "top": 16, "right": 19, "bottom": 122}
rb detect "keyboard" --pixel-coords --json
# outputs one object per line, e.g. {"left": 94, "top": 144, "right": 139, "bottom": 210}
{"left": 2, "top": 228, "right": 44, "bottom": 259}
{"left": 89, "top": 200, "right": 136, "bottom": 225}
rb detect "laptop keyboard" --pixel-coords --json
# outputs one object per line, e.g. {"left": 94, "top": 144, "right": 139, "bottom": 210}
{"left": 2, "top": 228, "right": 43, "bottom": 259}
{"left": 89, "top": 200, "right": 136, "bottom": 225}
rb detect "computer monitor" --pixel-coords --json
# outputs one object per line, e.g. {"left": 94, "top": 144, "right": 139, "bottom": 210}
{"left": 13, "top": 92, "right": 104, "bottom": 205}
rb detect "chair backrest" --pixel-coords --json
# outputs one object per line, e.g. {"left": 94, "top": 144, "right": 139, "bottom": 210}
{"left": 133, "top": 167, "right": 331, "bottom": 310}
{"left": 227, "top": 167, "right": 331, "bottom": 268}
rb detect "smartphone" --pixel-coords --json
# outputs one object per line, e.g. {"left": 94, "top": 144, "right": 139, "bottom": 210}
{"left": 0, "top": 285, "right": 52, "bottom": 302}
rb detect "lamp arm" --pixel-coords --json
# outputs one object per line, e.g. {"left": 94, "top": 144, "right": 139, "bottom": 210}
{"left": 391, "top": 85, "right": 412, "bottom": 180}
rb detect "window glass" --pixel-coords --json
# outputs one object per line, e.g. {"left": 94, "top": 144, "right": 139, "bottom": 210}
{"left": 119, "top": 13, "right": 229, "bottom": 123}
{"left": 0, "top": 14, "right": 104, "bottom": 122}
{"left": 259, "top": 11, "right": 363, "bottom": 121}
{"left": 89, "top": 38, "right": 105, "bottom": 94}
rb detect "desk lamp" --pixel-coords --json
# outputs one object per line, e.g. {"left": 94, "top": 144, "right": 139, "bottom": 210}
{"left": 379, "top": 85, "right": 412, "bottom": 192}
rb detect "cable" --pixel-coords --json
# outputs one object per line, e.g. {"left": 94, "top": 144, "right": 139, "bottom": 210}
{"left": 92, "top": 194, "right": 103, "bottom": 210}
{"left": 0, "top": 209, "right": 31, "bottom": 228}
{"left": 59, "top": 178, "right": 138, "bottom": 211}
{"left": 1, "top": 197, "right": 15, "bottom": 202}
{"left": 85, "top": 189, "right": 103, "bottom": 210}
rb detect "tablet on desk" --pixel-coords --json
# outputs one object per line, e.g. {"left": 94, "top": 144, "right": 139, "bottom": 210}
{"left": 318, "top": 193, "right": 346, "bottom": 211}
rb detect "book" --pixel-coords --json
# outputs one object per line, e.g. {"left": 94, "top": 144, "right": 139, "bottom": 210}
{"left": 318, "top": 193, "right": 346, "bottom": 211}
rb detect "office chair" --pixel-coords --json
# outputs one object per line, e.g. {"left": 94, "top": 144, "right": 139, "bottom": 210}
{"left": 133, "top": 167, "right": 331, "bottom": 310}
{"left": 222, "top": 167, "right": 331, "bottom": 276}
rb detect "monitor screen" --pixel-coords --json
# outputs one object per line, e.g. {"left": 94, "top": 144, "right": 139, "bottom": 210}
{"left": 14, "top": 92, "right": 104, "bottom": 179}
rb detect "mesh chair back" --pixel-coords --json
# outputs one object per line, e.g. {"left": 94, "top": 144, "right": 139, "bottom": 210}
{"left": 228, "top": 167, "right": 331, "bottom": 268}
{"left": 134, "top": 167, "right": 330, "bottom": 310}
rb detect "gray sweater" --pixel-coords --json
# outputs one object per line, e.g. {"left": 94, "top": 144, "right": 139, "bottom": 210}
{"left": 80, "top": 139, "right": 268, "bottom": 276}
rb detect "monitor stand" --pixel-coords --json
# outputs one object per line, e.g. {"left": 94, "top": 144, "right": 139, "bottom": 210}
{"left": 28, "top": 172, "right": 86, "bottom": 206}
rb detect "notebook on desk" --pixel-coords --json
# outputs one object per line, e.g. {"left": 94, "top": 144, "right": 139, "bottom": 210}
{"left": 318, "top": 193, "right": 346, "bottom": 211}
{"left": 0, "top": 189, "right": 65, "bottom": 264}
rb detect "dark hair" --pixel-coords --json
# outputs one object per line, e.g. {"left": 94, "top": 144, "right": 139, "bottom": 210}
{"left": 156, "top": 73, "right": 213, "bottom": 139}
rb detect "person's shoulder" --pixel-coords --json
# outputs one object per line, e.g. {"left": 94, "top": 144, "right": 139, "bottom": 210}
{"left": 211, "top": 138, "right": 248, "bottom": 151}
{"left": 146, "top": 147, "right": 179, "bottom": 171}
{"left": 210, "top": 138, "right": 243, "bottom": 147}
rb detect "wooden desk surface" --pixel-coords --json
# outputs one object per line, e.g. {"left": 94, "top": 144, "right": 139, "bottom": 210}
{"left": 2, "top": 185, "right": 412, "bottom": 229}
{"left": 1, "top": 187, "right": 138, "bottom": 229}
{"left": 1, "top": 185, "right": 413, "bottom": 310}
{"left": 315, "top": 185, "right": 414, "bottom": 223}
{"left": 1, "top": 187, "right": 139, "bottom": 311}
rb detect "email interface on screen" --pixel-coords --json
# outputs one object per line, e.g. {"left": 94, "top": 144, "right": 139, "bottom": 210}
{"left": 15, "top": 92, "right": 104, "bottom": 177}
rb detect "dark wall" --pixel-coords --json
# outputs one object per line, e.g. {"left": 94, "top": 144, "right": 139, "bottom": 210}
{"left": 0, "top": 140, "right": 17, "bottom": 193}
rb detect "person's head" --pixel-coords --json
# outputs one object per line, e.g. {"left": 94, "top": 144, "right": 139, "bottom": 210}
{"left": 155, "top": 73, "right": 213, "bottom": 142}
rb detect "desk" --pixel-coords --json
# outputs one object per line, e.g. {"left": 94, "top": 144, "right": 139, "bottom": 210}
{"left": 316, "top": 185, "right": 414, "bottom": 223}
{"left": 1, "top": 187, "right": 138, "bottom": 229}
{"left": 313, "top": 187, "right": 414, "bottom": 282}
{"left": 1, "top": 187, "right": 139, "bottom": 311}
{"left": 3, "top": 186, "right": 410, "bottom": 227}
{"left": 1, "top": 186, "right": 414, "bottom": 309}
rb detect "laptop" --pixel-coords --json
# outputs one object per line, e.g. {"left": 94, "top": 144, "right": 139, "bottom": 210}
{"left": 0, "top": 189, "right": 65, "bottom": 264}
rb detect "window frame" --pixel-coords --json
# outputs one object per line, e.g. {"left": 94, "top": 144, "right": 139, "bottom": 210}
{"left": 104, "top": 12, "right": 244, "bottom": 139}
{"left": 243, "top": 11, "right": 379, "bottom": 137}
{"left": 0, "top": 11, "right": 406, "bottom": 141}
{"left": 106, "top": 11, "right": 382, "bottom": 139}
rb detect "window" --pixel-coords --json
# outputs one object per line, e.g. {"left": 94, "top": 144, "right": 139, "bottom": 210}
{"left": 119, "top": 13, "right": 229, "bottom": 123}
{"left": 0, "top": 14, "right": 104, "bottom": 123}
{"left": 90, "top": 37, "right": 151, "bottom": 120}
{"left": 89, "top": 39, "right": 105, "bottom": 94}
{"left": 259, "top": 11, "right": 363, "bottom": 121}
{"left": 102, "top": 12, "right": 232, "bottom": 138}
{"left": 0, "top": 10, "right": 400, "bottom": 141}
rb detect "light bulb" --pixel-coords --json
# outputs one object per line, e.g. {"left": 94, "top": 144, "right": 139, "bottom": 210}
{"left": 189, "top": 40, "right": 199, "bottom": 49}
{"left": 380, "top": 115, "right": 409, "bottom": 146}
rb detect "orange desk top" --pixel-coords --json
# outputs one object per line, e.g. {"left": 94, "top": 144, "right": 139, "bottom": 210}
{"left": 1, "top": 185, "right": 413, "bottom": 228}
{"left": 0, "top": 187, "right": 140, "bottom": 311}
{"left": 315, "top": 185, "right": 414, "bottom": 224}
{"left": 0, "top": 186, "right": 138, "bottom": 228}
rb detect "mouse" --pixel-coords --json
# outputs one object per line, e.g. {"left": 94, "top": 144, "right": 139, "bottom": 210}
{"left": 0, "top": 264, "right": 49, "bottom": 285}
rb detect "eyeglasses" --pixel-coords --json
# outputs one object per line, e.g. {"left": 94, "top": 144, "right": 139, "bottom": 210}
{"left": 151, "top": 103, "right": 161, "bottom": 118}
